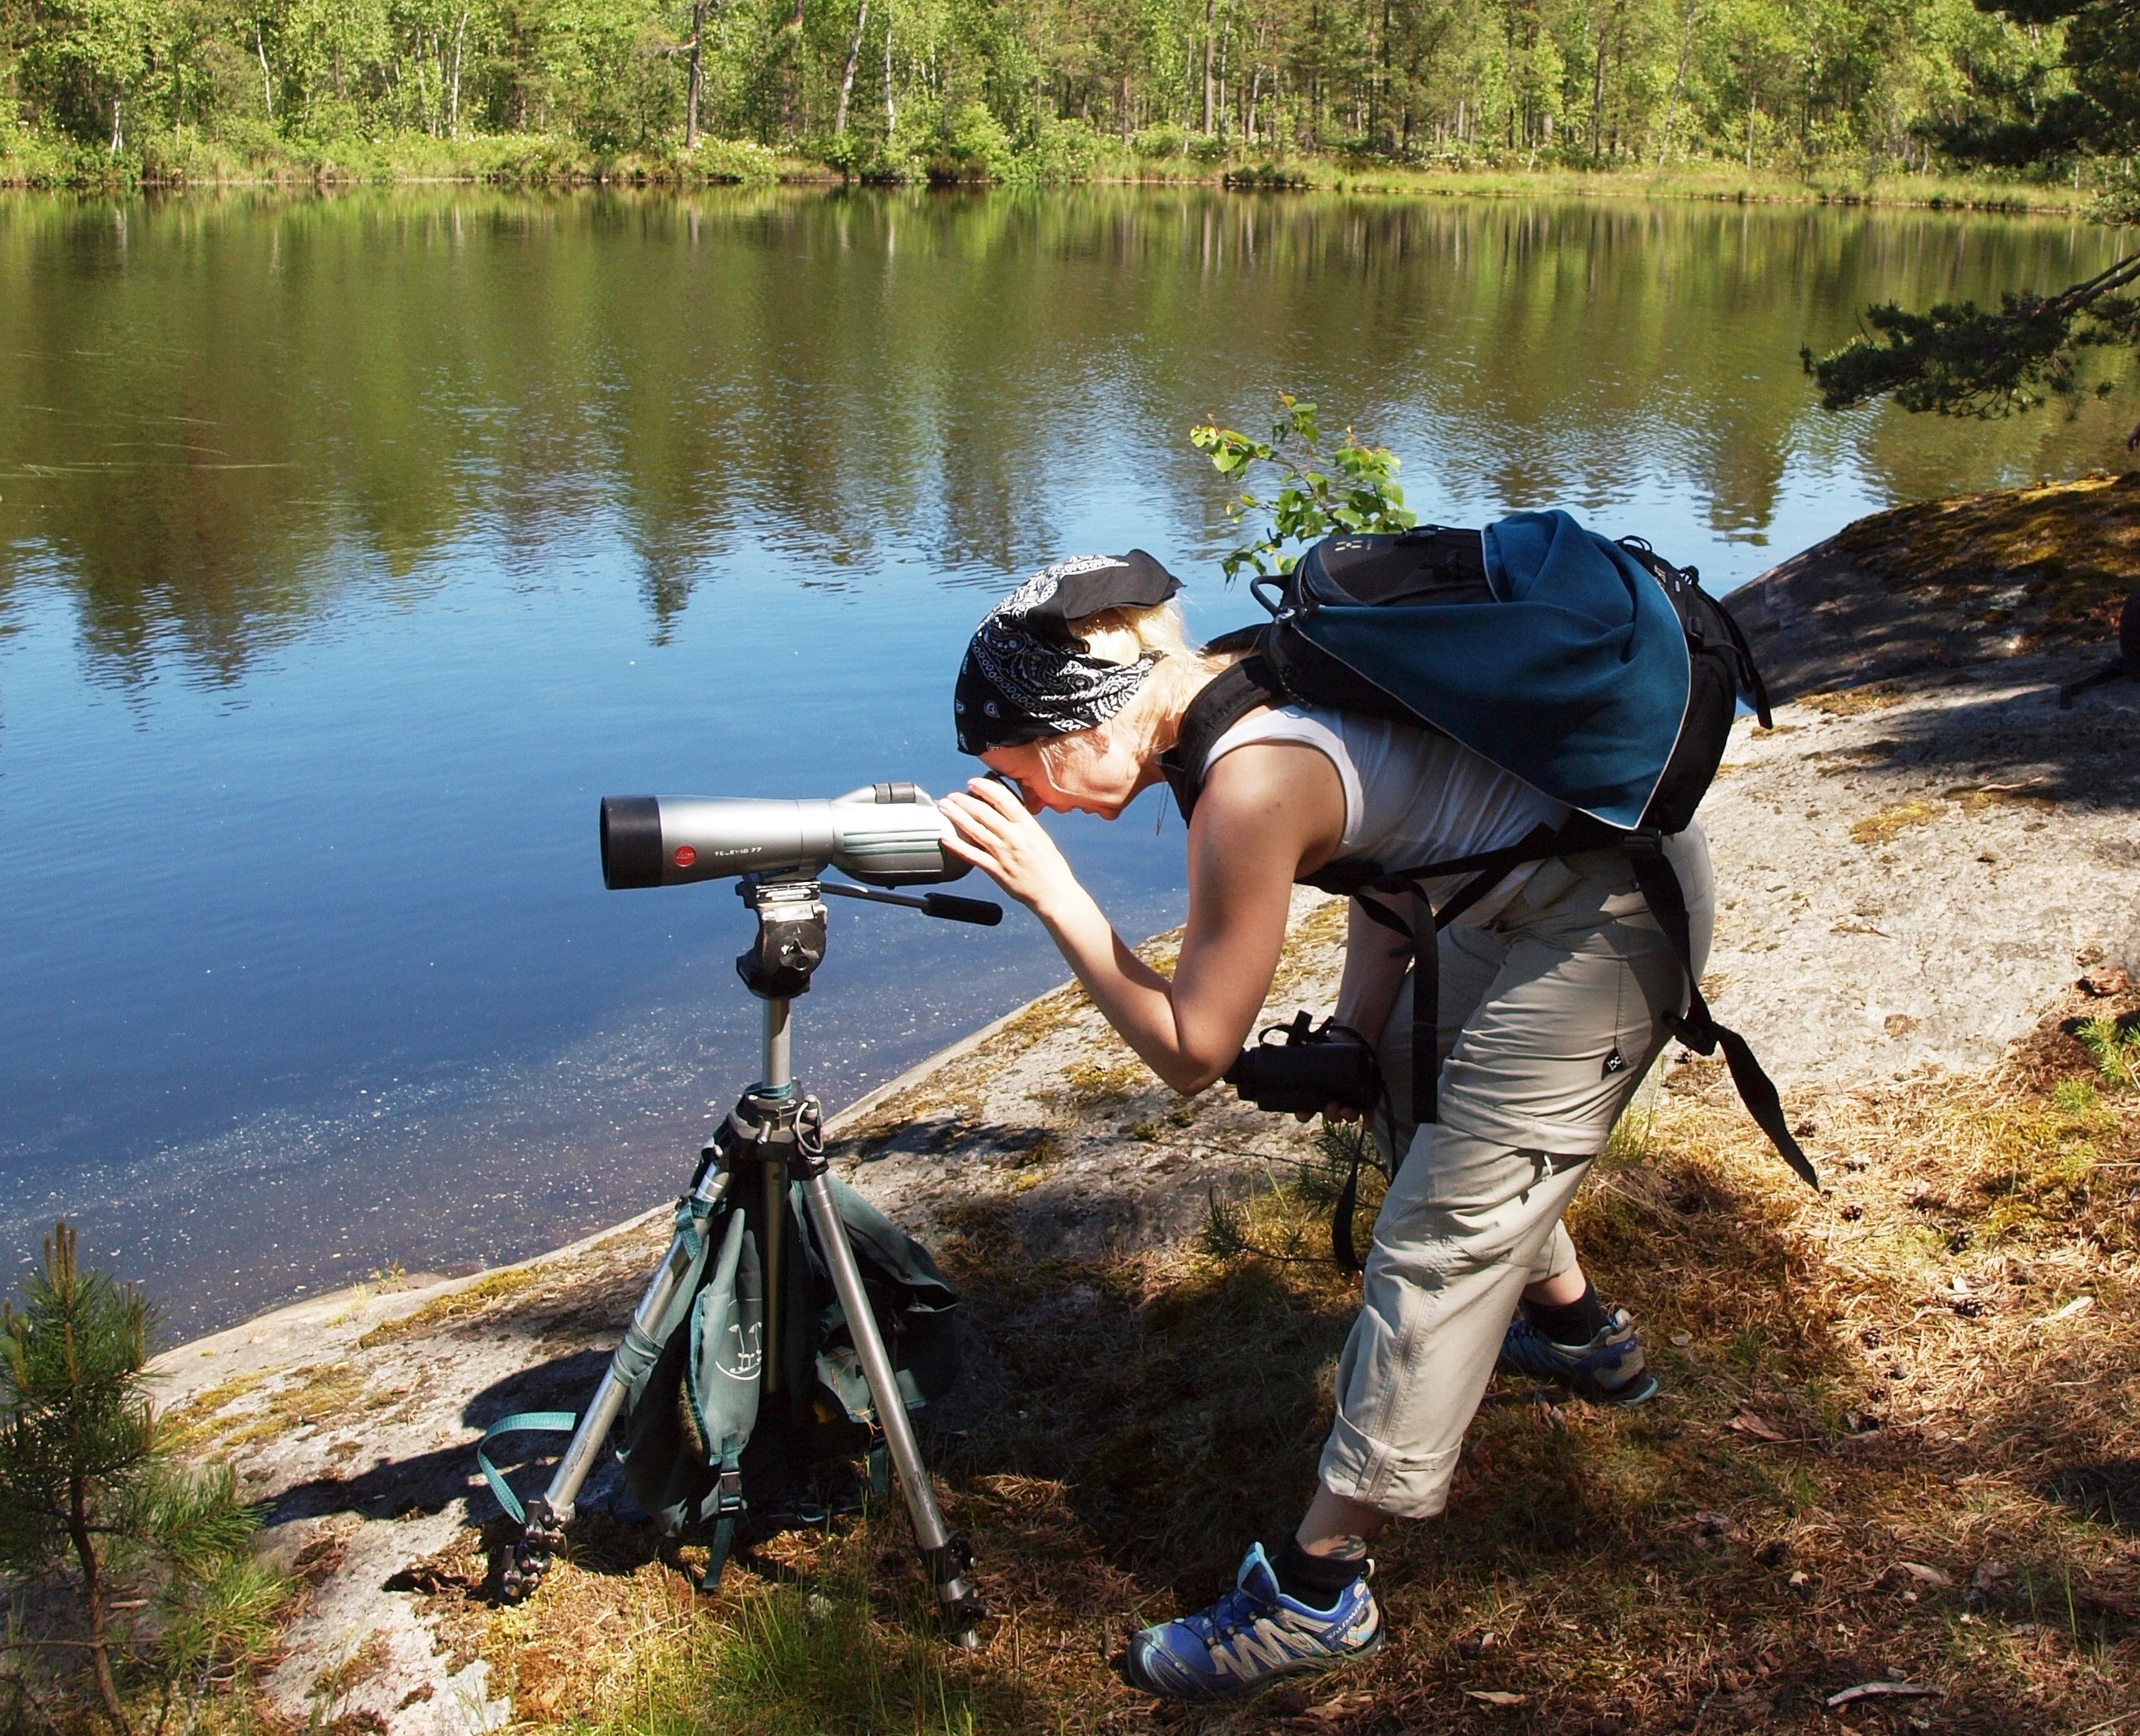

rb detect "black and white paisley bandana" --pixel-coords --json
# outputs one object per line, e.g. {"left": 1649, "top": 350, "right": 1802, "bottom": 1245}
{"left": 953, "top": 551, "right": 1183, "bottom": 754}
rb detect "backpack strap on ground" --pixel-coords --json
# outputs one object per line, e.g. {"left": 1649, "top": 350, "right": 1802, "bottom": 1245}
{"left": 699, "top": 1431, "right": 747, "bottom": 1590}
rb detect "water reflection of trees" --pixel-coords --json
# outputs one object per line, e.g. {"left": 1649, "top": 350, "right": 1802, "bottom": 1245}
{"left": 2, "top": 189, "right": 2132, "bottom": 686}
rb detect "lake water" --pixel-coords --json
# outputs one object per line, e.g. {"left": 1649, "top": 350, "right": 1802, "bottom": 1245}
{"left": 3, "top": 188, "right": 2133, "bottom": 1335}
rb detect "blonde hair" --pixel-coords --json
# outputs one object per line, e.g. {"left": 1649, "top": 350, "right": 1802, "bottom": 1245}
{"left": 1035, "top": 601, "right": 1233, "bottom": 782}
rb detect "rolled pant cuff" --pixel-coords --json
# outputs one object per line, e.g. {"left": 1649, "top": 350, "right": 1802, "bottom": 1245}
{"left": 1317, "top": 1410, "right": 1460, "bottom": 1520}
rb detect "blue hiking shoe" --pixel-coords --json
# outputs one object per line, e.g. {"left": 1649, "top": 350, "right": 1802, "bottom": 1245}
{"left": 1122, "top": 1542, "right": 1382, "bottom": 1702}
{"left": 1498, "top": 1304, "right": 1659, "bottom": 1407}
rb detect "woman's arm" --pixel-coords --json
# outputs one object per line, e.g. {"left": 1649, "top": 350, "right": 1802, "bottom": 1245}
{"left": 940, "top": 744, "right": 1345, "bottom": 1094}
{"left": 1334, "top": 897, "right": 1414, "bottom": 1047}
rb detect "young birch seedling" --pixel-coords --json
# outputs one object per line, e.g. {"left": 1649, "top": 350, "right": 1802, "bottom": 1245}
{"left": 1190, "top": 392, "right": 1417, "bottom": 579}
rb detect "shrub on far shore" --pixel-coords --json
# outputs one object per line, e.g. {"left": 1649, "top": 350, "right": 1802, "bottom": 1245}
{"left": 0, "top": 126, "right": 797, "bottom": 189}
{"left": 0, "top": 116, "right": 2110, "bottom": 212}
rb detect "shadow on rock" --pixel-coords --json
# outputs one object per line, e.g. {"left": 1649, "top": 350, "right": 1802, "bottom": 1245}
{"left": 269, "top": 1349, "right": 611, "bottom": 1526}
{"left": 1838, "top": 672, "right": 2140, "bottom": 812}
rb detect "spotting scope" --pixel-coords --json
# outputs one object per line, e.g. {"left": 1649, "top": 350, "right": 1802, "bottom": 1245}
{"left": 600, "top": 783, "right": 973, "bottom": 890}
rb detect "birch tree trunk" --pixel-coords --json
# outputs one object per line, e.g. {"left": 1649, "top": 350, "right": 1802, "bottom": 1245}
{"left": 835, "top": 0, "right": 867, "bottom": 134}
{"left": 449, "top": 6, "right": 469, "bottom": 139}
{"left": 686, "top": 0, "right": 707, "bottom": 146}
{"left": 1201, "top": 0, "right": 1215, "bottom": 136}
{"left": 1656, "top": 1, "right": 1693, "bottom": 170}
{"left": 1591, "top": 30, "right": 1607, "bottom": 161}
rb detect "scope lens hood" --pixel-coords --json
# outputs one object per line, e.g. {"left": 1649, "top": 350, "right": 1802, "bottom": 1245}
{"left": 600, "top": 796, "right": 666, "bottom": 889}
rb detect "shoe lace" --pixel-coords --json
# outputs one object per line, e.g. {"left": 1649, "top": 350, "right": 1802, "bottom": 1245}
{"left": 1189, "top": 1588, "right": 1268, "bottom": 1645}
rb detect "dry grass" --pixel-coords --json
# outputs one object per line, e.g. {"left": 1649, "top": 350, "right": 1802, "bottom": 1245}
{"left": 1800, "top": 686, "right": 1913, "bottom": 719}
{"left": 356, "top": 1266, "right": 549, "bottom": 1348}
{"left": 158, "top": 1367, "right": 280, "bottom": 1455}
{"left": 397, "top": 995, "right": 2138, "bottom": 1735}
{"left": 1848, "top": 800, "right": 1947, "bottom": 845}
{"left": 1848, "top": 784, "right": 2062, "bottom": 845}
{"left": 164, "top": 1360, "right": 383, "bottom": 1453}
{"left": 1834, "top": 469, "right": 2140, "bottom": 652}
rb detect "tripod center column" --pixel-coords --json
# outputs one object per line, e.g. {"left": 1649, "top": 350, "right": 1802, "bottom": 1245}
{"left": 763, "top": 995, "right": 793, "bottom": 1093}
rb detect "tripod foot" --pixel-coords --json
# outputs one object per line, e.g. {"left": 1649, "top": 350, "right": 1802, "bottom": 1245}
{"left": 923, "top": 1535, "right": 988, "bottom": 1644}
{"left": 499, "top": 1507, "right": 568, "bottom": 1603}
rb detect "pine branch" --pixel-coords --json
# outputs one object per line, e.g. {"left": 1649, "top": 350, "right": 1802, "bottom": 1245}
{"left": 1802, "top": 248, "right": 2140, "bottom": 422}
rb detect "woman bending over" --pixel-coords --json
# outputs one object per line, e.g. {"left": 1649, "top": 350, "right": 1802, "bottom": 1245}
{"left": 939, "top": 552, "right": 1709, "bottom": 1702}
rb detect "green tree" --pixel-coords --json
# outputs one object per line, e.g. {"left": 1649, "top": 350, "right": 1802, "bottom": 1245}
{"left": 19, "top": 0, "right": 171, "bottom": 147}
{"left": 1805, "top": 0, "right": 2140, "bottom": 437}
{"left": 1928, "top": 0, "right": 2138, "bottom": 165}
{"left": 0, "top": 1223, "right": 280, "bottom": 1736}
{"left": 1191, "top": 391, "right": 1417, "bottom": 578}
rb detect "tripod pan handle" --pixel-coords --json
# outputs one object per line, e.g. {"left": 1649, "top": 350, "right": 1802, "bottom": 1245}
{"left": 921, "top": 894, "right": 1004, "bottom": 926}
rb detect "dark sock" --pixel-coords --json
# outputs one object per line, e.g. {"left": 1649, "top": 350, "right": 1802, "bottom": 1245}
{"left": 1270, "top": 1537, "right": 1362, "bottom": 1608}
{"left": 1525, "top": 1281, "right": 1613, "bottom": 1346}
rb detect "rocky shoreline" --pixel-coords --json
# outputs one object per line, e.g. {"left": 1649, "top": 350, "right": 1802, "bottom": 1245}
{"left": 148, "top": 482, "right": 2140, "bottom": 1734}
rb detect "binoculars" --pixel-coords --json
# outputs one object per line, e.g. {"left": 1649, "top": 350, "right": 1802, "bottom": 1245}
{"left": 1224, "top": 1013, "right": 1383, "bottom": 1117}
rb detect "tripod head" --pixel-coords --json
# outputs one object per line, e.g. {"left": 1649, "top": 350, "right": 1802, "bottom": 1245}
{"left": 731, "top": 872, "right": 1002, "bottom": 1006}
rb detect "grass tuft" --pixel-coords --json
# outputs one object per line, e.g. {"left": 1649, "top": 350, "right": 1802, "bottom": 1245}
{"left": 2077, "top": 1014, "right": 2140, "bottom": 1090}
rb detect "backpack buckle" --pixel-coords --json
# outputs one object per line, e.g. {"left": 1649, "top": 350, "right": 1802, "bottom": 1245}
{"left": 713, "top": 1468, "right": 745, "bottom": 1517}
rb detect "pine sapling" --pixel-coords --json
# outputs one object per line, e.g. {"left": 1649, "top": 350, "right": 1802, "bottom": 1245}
{"left": 0, "top": 1223, "right": 270, "bottom": 1736}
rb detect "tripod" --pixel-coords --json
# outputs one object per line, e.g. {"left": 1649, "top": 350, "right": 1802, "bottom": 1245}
{"left": 499, "top": 875, "right": 992, "bottom": 1647}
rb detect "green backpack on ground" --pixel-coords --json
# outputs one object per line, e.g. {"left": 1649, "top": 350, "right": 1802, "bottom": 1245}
{"left": 480, "top": 1157, "right": 960, "bottom": 1583}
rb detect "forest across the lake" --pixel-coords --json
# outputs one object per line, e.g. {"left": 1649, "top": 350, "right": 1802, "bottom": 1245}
{"left": 3, "top": 0, "right": 2138, "bottom": 195}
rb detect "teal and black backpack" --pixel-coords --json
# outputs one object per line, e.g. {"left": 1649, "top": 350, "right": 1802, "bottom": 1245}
{"left": 1162, "top": 511, "right": 1813, "bottom": 1207}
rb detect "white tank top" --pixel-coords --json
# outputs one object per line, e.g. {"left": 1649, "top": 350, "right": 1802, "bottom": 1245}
{"left": 1203, "top": 703, "right": 1569, "bottom": 926}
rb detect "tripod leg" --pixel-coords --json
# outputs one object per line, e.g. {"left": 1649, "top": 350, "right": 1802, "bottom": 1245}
{"left": 797, "top": 1171, "right": 985, "bottom": 1649}
{"left": 502, "top": 1168, "right": 731, "bottom": 1602}
{"left": 762, "top": 1159, "right": 784, "bottom": 1392}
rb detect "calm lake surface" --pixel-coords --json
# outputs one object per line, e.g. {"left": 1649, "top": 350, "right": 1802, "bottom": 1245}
{"left": 4, "top": 188, "right": 2133, "bottom": 1334}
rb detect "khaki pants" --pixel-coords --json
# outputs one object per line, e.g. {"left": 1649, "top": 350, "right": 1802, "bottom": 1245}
{"left": 1317, "top": 824, "right": 1713, "bottom": 1518}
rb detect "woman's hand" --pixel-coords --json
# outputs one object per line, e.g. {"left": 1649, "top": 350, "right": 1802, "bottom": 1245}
{"left": 939, "top": 777, "right": 1085, "bottom": 916}
{"left": 936, "top": 740, "right": 1344, "bottom": 1096}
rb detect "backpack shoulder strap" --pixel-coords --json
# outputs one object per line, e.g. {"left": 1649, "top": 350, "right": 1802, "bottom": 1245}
{"left": 1310, "top": 823, "right": 1819, "bottom": 1195}
{"left": 1158, "top": 651, "right": 1287, "bottom": 825}
{"left": 1619, "top": 833, "right": 1818, "bottom": 1190}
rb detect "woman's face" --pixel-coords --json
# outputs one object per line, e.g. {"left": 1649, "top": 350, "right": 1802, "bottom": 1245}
{"left": 980, "top": 726, "right": 1148, "bottom": 820}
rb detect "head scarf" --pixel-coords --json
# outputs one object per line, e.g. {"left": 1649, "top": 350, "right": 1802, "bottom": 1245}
{"left": 954, "top": 551, "right": 1182, "bottom": 754}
